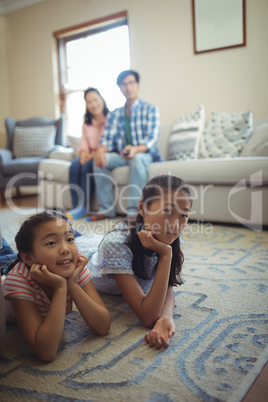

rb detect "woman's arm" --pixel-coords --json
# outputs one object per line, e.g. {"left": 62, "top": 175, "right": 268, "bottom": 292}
{"left": 80, "top": 149, "right": 94, "bottom": 165}
{"left": 145, "top": 286, "right": 175, "bottom": 348}
{"left": 11, "top": 273, "right": 67, "bottom": 362}
{"left": 67, "top": 254, "right": 110, "bottom": 336}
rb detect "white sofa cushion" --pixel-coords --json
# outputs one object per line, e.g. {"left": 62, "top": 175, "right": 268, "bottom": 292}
{"left": 13, "top": 125, "right": 56, "bottom": 158}
{"left": 199, "top": 110, "right": 253, "bottom": 158}
{"left": 67, "top": 135, "right": 81, "bottom": 158}
{"left": 168, "top": 105, "right": 205, "bottom": 161}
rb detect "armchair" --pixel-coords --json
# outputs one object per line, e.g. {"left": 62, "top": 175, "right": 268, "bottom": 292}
{"left": 0, "top": 116, "right": 64, "bottom": 204}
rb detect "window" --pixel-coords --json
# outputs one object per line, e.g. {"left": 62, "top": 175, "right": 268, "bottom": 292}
{"left": 54, "top": 11, "right": 131, "bottom": 137}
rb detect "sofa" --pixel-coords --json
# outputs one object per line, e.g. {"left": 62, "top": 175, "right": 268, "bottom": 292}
{"left": 0, "top": 116, "right": 64, "bottom": 203}
{"left": 38, "top": 107, "right": 268, "bottom": 230}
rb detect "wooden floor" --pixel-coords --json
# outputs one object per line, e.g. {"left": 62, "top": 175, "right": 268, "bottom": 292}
{"left": 1, "top": 194, "right": 267, "bottom": 401}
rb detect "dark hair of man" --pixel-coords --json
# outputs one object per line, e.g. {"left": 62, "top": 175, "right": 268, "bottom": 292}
{"left": 116, "top": 70, "right": 140, "bottom": 86}
{"left": 7, "top": 210, "right": 72, "bottom": 272}
{"left": 125, "top": 175, "right": 192, "bottom": 286}
{"left": 84, "top": 87, "right": 109, "bottom": 125}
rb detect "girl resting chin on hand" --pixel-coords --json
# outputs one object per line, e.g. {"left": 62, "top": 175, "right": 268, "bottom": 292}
{"left": 2, "top": 210, "right": 110, "bottom": 362}
{"left": 75, "top": 175, "right": 192, "bottom": 349}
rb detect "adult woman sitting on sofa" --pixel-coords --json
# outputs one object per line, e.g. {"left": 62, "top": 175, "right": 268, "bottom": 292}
{"left": 67, "top": 87, "right": 109, "bottom": 220}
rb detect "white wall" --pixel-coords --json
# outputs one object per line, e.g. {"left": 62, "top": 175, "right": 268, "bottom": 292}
{"left": 0, "top": 14, "right": 10, "bottom": 146}
{"left": 0, "top": 0, "right": 267, "bottom": 148}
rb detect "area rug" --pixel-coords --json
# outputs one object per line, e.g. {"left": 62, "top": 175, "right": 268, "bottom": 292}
{"left": 0, "top": 208, "right": 268, "bottom": 401}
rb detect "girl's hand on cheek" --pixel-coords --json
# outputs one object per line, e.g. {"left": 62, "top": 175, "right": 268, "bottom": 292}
{"left": 67, "top": 254, "right": 89, "bottom": 285}
{"left": 138, "top": 230, "right": 171, "bottom": 256}
{"left": 30, "top": 264, "right": 66, "bottom": 290}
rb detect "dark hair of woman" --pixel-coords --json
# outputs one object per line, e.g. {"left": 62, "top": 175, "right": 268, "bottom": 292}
{"left": 125, "top": 175, "right": 192, "bottom": 286}
{"left": 84, "top": 87, "right": 109, "bottom": 125}
{"left": 7, "top": 210, "right": 72, "bottom": 272}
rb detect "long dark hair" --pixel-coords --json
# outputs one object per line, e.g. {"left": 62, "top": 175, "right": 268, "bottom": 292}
{"left": 7, "top": 210, "right": 72, "bottom": 272}
{"left": 84, "top": 87, "right": 109, "bottom": 125}
{"left": 126, "top": 175, "right": 192, "bottom": 286}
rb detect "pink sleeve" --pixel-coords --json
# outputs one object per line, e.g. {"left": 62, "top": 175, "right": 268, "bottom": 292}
{"left": 3, "top": 272, "right": 35, "bottom": 303}
{"left": 77, "top": 266, "right": 91, "bottom": 287}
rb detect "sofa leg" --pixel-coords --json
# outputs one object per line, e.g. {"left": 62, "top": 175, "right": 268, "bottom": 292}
{"left": 0, "top": 189, "right": 6, "bottom": 205}
{"left": 16, "top": 187, "right": 21, "bottom": 198}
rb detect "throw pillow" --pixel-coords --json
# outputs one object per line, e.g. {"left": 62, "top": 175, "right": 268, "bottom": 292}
{"left": 240, "top": 123, "right": 268, "bottom": 157}
{"left": 13, "top": 125, "right": 56, "bottom": 158}
{"left": 168, "top": 105, "right": 205, "bottom": 161}
{"left": 198, "top": 110, "right": 253, "bottom": 159}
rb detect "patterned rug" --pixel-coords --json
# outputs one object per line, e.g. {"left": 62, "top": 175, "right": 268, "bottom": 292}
{"left": 0, "top": 208, "right": 268, "bottom": 401}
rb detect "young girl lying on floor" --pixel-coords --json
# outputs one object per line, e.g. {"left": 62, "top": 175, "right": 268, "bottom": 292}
{"left": 1, "top": 211, "right": 110, "bottom": 361}
{"left": 75, "top": 174, "right": 192, "bottom": 348}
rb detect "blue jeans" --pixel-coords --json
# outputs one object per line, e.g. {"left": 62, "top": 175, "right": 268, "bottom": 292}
{"left": 0, "top": 238, "right": 16, "bottom": 270}
{"left": 69, "top": 157, "right": 95, "bottom": 210}
{"left": 93, "top": 152, "right": 153, "bottom": 217}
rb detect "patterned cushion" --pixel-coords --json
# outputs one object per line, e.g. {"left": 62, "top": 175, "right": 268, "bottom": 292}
{"left": 13, "top": 125, "right": 56, "bottom": 158}
{"left": 168, "top": 105, "right": 205, "bottom": 161}
{"left": 199, "top": 110, "right": 253, "bottom": 159}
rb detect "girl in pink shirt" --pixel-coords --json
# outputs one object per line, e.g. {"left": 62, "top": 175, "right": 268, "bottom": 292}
{"left": 67, "top": 88, "right": 109, "bottom": 220}
{"left": 2, "top": 210, "right": 110, "bottom": 361}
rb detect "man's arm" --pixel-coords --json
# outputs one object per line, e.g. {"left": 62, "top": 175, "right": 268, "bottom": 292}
{"left": 121, "top": 144, "right": 148, "bottom": 159}
{"left": 142, "top": 105, "right": 160, "bottom": 151}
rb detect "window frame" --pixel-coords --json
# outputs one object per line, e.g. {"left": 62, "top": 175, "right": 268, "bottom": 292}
{"left": 53, "top": 11, "right": 128, "bottom": 117}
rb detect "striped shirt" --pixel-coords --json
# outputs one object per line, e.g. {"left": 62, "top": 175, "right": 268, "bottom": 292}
{"left": 2, "top": 261, "right": 91, "bottom": 322}
{"left": 100, "top": 98, "right": 163, "bottom": 162}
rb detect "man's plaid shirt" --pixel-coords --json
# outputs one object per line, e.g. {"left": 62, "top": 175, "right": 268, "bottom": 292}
{"left": 100, "top": 98, "right": 163, "bottom": 162}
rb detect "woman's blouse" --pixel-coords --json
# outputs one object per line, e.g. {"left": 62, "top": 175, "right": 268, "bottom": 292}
{"left": 78, "top": 118, "right": 106, "bottom": 155}
{"left": 2, "top": 261, "right": 91, "bottom": 322}
{"left": 75, "top": 221, "right": 159, "bottom": 295}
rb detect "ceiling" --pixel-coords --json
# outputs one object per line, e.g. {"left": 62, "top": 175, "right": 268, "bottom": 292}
{"left": 0, "top": 0, "right": 45, "bottom": 15}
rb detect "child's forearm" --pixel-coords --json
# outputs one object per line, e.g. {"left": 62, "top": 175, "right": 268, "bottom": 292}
{"left": 159, "top": 286, "right": 175, "bottom": 319}
{"left": 140, "top": 253, "right": 172, "bottom": 326}
{"left": 68, "top": 282, "right": 110, "bottom": 336}
{"left": 32, "top": 286, "right": 67, "bottom": 361}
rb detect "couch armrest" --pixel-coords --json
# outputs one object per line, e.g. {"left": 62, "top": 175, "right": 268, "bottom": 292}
{"left": 48, "top": 146, "right": 74, "bottom": 162}
{"left": 0, "top": 149, "right": 13, "bottom": 173}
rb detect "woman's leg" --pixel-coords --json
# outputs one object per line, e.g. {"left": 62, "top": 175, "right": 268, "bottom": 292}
{"left": 69, "top": 157, "right": 82, "bottom": 209}
{"left": 67, "top": 158, "right": 87, "bottom": 219}
{"left": 81, "top": 159, "right": 94, "bottom": 213}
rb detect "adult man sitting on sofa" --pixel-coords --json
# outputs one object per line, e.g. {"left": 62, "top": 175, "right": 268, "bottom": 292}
{"left": 88, "top": 69, "right": 162, "bottom": 220}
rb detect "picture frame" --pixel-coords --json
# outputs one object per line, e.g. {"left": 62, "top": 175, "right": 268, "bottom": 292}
{"left": 192, "top": 0, "right": 246, "bottom": 54}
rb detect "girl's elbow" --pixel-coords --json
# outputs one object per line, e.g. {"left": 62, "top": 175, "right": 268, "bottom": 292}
{"left": 36, "top": 349, "right": 57, "bottom": 362}
{"left": 95, "top": 314, "right": 111, "bottom": 336}
{"left": 141, "top": 316, "right": 158, "bottom": 328}
{"left": 97, "top": 320, "right": 111, "bottom": 336}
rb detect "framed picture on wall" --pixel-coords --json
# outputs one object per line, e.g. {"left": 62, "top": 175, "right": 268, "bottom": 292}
{"left": 192, "top": 0, "right": 246, "bottom": 54}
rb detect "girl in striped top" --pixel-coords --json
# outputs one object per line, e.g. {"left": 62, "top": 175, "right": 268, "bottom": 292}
{"left": 2, "top": 210, "right": 110, "bottom": 361}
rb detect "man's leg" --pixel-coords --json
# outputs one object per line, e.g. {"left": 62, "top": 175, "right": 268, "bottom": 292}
{"left": 127, "top": 153, "right": 153, "bottom": 216}
{"left": 92, "top": 153, "right": 127, "bottom": 218}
